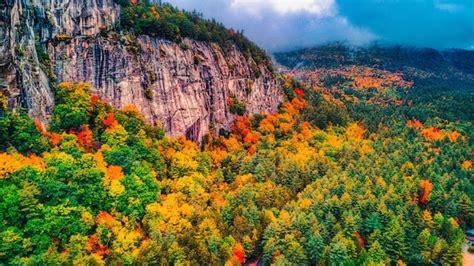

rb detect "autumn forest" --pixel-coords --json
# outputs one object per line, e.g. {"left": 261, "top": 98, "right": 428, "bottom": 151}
{"left": 1, "top": 1, "right": 473, "bottom": 265}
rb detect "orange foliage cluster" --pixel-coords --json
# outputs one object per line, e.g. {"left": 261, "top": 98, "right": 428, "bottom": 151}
{"left": 407, "top": 119, "right": 424, "bottom": 130}
{"left": 299, "top": 121, "right": 312, "bottom": 137}
{"left": 407, "top": 120, "right": 461, "bottom": 143}
{"left": 225, "top": 97, "right": 311, "bottom": 154}
{"left": 422, "top": 127, "right": 444, "bottom": 141}
{"left": 230, "top": 116, "right": 261, "bottom": 154}
{"left": 231, "top": 116, "right": 251, "bottom": 140}
{"left": 286, "top": 66, "right": 413, "bottom": 107}
{"left": 461, "top": 160, "right": 472, "bottom": 170}
{"left": 35, "top": 116, "right": 98, "bottom": 151}
{"left": 0, "top": 153, "right": 45, "bottom": 178}
{"left": 346, "top": 123, "right": 365, "bottom": 140}
{"left": 87, "top": 235, "right": 110, "bottom": 256}
{"left": 107, "top": 165, "right": 125, "bottom": 181}
{"left": 244, "top": 132, "right": 259, "bottom": 144}
{"left": 90, "top": 94, "right": 100, "bottom": 106}
{"left": 103, "top": 113, "right": 118, "bottom": 128}
{"left": 96, "top": 211, "right": 120, "bottom": 229}
{"left": 75, "top": 125, "right": 94, "bottom": 152}
{"left": 34, "top": 118, "right": 62, "bottom": 147}
{"left": 291, "top": 66, "right": 413, "bottom": 91}
{"left": 211, "top": 192, "right": 227, "bottom": 208}
{"left": 247, "top": 144, "right": 257, "bottom": 155}
{"left": 419, "top": 179, "right": 433, "bottom": 204}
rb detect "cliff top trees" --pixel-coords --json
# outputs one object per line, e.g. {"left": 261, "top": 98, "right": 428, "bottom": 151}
{"left": 116, "top": 1, "right": 272, "bottom": 68}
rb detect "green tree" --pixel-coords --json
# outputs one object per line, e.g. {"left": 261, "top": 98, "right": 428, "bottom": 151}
{"left": 382, "top": 219, "right": 408, "bottom": 262}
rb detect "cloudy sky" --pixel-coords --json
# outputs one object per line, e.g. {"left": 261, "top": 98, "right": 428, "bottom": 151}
{"left": 164, "top": 0, "right": 474, "bottom": 52}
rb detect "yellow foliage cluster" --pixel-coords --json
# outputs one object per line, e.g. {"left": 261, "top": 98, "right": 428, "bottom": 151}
{"left": 0, "top": 153, "right": 45, "bottom": 178}
{"left": 146, "top": 193, "right": 194, "bottom": 233}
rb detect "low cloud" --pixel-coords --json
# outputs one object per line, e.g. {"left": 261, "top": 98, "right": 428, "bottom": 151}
{"left": 164, "top": 0, "right": 473, "bottom": 52}
{"left": 231, "top": 0, "right": 336, "bottom": 16}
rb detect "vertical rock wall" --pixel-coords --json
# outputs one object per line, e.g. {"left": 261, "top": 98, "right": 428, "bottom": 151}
{"left": 50, "top": 36, "right": 282, "bottom": 141}
{"left": 0, "top": 0, "right": 283, "bottom": 141}
{"left": 0, "top": 0, "right": 118, "bottom": 121}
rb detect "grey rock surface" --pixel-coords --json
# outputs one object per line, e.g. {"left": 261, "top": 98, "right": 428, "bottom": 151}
{"left": 0, "top": 0, "right": 283, "bottom": 141}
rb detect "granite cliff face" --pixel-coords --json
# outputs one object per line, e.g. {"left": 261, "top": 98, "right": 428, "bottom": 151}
{"left": 0, "top": 0, "right": 282, "bottom": 141}
{"left": 0, "top": 0, "right": 119, "bottom": 121}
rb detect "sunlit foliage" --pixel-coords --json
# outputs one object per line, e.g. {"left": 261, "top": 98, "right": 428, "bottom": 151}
{"left": 0, "top": 76, "right": 471, "bottom": 265}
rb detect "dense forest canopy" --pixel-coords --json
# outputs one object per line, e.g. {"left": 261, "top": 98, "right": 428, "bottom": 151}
{"left": 0, "top": 55, "right": 472, "bottom": 264}
{"left": 0, "top": 0, "right": 472, "bottom": 264}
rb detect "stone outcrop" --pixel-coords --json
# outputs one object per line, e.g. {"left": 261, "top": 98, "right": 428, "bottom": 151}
{"left": 0, "top": 0, "right": 283, "bottom": 141}
{"left": 0, "top": 0, "right": 119, "bottom": 121}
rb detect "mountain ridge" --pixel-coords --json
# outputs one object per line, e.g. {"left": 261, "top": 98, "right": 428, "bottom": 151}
{"left": 274, "top": 43, "right": 474, "bottom": 74}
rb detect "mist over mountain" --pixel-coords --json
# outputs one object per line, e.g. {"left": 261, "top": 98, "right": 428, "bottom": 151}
{"left": 165, "top": 0, "right": 474, "bottom": 52}
{"left": 275, "top": 43, "right": 474, "bottom": 74}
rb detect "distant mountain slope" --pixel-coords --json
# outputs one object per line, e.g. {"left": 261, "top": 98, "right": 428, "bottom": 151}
{"left": 274, "top": 44, "right": 474, "bottom": 92}
{"left": 275, "top": 44, "right": 474, "bottom": 74}
{"left": 275, "top": 44, "right": 473, "bottom": 125}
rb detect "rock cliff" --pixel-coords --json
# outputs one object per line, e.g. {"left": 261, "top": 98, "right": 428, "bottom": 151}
{"left": 0, "top": 0, "right": 282, "bottom": 141}
{"left": 0, "top": 0, "right": 119, "bottom": 121}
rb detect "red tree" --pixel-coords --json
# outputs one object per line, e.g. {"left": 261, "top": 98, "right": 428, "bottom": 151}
{"left": 233, "top": 242, "right": 245, "bottom": 264}
{"left": 294, "top": 88, "right": 304, "bottom": 98}
{"left": 103, "top": 113, "right": 118, "bottom": 128}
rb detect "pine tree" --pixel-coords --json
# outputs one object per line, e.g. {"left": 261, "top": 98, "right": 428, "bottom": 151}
{"left": 441, "top": 240, "right": 462, "bottom": 266}
{"left": 367, "top": 240, "right": 387, "bottom": 264}
{"left": 458, "top": 195, "right": 474, "bottom": 227}
{"left": 305, "top": 233, "right": 325, "bottom": 263}
{"left": 382, "top": 219, "right": 408, "bottom": 262}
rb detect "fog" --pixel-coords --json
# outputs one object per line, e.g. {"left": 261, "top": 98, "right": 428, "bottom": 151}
{"left": 164, "top": 0, "right": 474, "bottom": 52}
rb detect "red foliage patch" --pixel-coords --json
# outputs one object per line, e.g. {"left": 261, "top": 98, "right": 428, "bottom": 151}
{"left": 294, "top": 88, "right": 304, "bottom": 98}
{"left": 102, "top": 113, "right": 118, "bottom": 128}
{"left": 233, "top": 242, "right": 245, "bottom": 264}
{"left": 354, "top": 232, "right": 365, "bottom": 249}
{"left": 231, "top": 116, "right": 251, "bottom": 140}
{"left": 90, "top": 94, "right": 99, "bottom": 106}
{"left": 244, "top": 132, "right": 259, "bottom": 145}
{"left": 76, "top": 125, "right": 94, "bottom": 152}
{"left": 34, "top": 118, "right": 46, "bottom": 134}
{"left": 50, "top": 133, "right": 62, "bottom": 147}
{"left": 34, "top": 118, "right": 62, "bottom": 146}
{"left": 247, "top": 144, "right": 257, "bottom": 155}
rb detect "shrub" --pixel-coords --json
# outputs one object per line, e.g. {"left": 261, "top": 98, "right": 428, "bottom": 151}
{"left": 228, "top": 97, "right": 246, "bottom": 116}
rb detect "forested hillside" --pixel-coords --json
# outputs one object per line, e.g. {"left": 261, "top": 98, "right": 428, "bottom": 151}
{"left": 0, "top": 65, "right": 472, "bottom": 264}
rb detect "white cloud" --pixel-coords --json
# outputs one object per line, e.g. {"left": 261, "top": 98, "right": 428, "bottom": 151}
{"left": 434, "top": 2, "right": 460, "bottom": 12}
{"left": 231, "top": 0, "right": 336, "bottom": 16}
{"left": 164, "top": 0, "right": 376, "bottom": 51}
